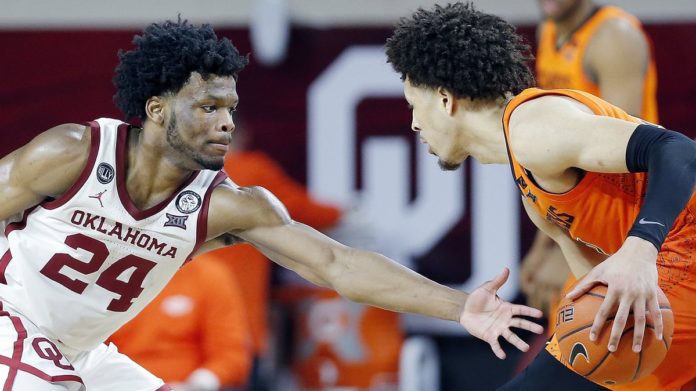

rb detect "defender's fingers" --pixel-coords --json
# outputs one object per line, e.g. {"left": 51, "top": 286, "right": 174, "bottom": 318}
{"left": 485, "top": 267, "right": 510, "bottom": 293}
{"left": 511, "top": 304, "right": 544, "bottom": 319}
{"left": 503, "top": 329, "right": 530, "bottom": 352}
{"left": 489, "top": 338, "right": 506, "bottom": 360}
{"left": 510, "top": 317, "right": 544, "bottom": 334}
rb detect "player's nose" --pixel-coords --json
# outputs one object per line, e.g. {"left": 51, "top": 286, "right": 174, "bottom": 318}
{"left": 411, "top": 116, "right": 421, "bottom": 132}
{"left": 219, "top": 111, "right": 235, "bottom": 133}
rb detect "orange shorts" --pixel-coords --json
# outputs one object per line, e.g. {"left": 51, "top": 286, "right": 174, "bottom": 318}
{"left": 546, "top": 217, "right": 696, "bottom": 390}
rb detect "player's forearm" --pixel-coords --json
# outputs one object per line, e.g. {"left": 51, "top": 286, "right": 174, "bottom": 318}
{"left": 626, "top": 124, "right": 696, "bottom": 250}
{"left": 553, "top": 233, "right": 607, "bottom": 278}
{"left": 328, "top": 248, "right": 468, "bottom": 322}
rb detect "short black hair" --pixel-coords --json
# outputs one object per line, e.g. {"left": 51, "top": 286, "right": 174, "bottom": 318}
{"left": 113, "top": 18, "right": 249, "bottom": 120}
{"left": 386, "top": 2, "right": 534, "bottom": 101}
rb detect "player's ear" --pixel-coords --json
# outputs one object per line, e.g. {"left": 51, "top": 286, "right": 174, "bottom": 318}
{"left": 437, "top": 87, "right": 455, "bottom": 115}
{"left": 145, "top": 96, "right": 167, "bottom": 125}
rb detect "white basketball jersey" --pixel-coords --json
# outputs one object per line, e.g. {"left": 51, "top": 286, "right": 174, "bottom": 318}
{"left": 0, "top": 118, "right": 227, "bottom": 351}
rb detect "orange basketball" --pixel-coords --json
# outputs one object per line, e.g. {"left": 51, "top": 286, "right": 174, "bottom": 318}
{"left": 554, "top": 284, "right": 674, "bottom": 387}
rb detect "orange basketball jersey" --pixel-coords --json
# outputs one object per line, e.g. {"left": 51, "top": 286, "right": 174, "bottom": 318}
{"left": 506, "top": 90, "right": 696, "bottom": 390}
{"left": 536, "top": 6, "right": 658, "bottom": 123}
{"left": 503, "top": 88, "right": 696, "bottom": 258}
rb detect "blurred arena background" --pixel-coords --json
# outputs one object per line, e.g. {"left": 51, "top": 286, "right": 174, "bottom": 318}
{"left": 1, "top": 1, "right": 696, "bottom": 390}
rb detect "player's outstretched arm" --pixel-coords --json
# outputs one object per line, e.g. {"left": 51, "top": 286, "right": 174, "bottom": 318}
{"left": 511, "top": 97, "right": 696, "bottom": 352}
{"left": 208, "top": 185, "right": 543, "bottom": 359}
{"left": 0, "top": 124, "right": 91, "bottom": 220}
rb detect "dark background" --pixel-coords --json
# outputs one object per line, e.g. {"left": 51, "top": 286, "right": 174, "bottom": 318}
{"left": 1, "top": 23, "right": 695, "bottom": 389}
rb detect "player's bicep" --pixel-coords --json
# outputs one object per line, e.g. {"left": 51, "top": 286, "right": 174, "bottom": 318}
{"left": 0, "top": 124, "right": 90, "bottom": 220}
{"left": 510, "top": 96, "right": 637, "bottom": 175}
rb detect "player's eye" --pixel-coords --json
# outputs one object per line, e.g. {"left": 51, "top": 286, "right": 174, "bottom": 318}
{"left": 201, "top": 105, "right": 216, "bottom": 113}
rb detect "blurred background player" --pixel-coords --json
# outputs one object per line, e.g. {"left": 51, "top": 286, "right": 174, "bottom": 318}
{"left": 108, "top": 253, "right": 253, "bottom": 391}
{"left": 201, "top": 119, "right": 343, "bottom": 390}
{"left": 520, "top": 0, "right": 659, "bottom": 339}
{"left": 206, "top": 119, "right": 403, "bottom": 391}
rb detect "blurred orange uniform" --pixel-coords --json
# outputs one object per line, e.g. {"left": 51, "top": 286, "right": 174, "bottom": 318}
{"left": 536, "top": 5, "right": 658, "bottom": 123}
{"left": 278, "top": 287, "right": 403, "bottom": 390}
{"left": 108, "top": 255, "right": 253, "bottom": 387}
{"left": 505, "top": 88, "right": 696, "bottom": 390}
{"left": 221, "top": 150, "right": 402, "bottom": 390}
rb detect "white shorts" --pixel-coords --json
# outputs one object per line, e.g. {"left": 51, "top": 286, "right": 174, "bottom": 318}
{"left": 0, "top": 302, "right": 170, "bottom": 391}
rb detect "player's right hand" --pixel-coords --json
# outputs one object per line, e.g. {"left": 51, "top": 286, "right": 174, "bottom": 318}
{"left": 460, "top": 267, "right": 544, "bottom": 359}
{"left": 565, "top": 236, "right": 662, "bottom": 353}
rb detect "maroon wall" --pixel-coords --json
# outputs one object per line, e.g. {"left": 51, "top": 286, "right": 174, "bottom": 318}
{"left": 1, "top": 23, "right": 695, "bottom": 282}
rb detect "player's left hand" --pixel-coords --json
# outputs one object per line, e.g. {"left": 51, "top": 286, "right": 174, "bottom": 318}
{"left": 566, "top": 236, "right": 663, "bottom": 353}
{"left": 460, "top": 267, "right": 544, "bottom": 359}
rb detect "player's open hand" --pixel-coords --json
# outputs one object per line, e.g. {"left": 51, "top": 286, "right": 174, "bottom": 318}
{"left": 460, "top": 267, "right": 544, "bottom": 359}
{"left": 565, "top": 236, "right": 663, "bottom": 353}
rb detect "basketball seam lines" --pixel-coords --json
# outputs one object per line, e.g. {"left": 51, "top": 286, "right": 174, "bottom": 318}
{"left": 584, "top": 326, "right": 636, "bottom": 377}
{"left": 632, "top": 349, "right": 643, "bottom": 382}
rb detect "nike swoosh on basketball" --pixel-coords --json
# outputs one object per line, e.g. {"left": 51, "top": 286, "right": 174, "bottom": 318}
{"left": 639, "top": 218, "right": 665, "bottom": 227}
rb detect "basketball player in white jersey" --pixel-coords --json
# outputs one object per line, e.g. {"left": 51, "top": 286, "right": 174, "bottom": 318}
{"left": 0, "top": 19, "right": 543, "bottom": 390}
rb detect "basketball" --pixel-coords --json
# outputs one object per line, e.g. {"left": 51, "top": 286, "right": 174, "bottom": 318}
{"left": 554, "top": 284, "right": 674, "bottom": 387}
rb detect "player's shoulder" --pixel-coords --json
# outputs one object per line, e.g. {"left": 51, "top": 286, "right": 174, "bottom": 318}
{"left": 28, "top": 123, "right": 91, "bottom": 152}
{"left": 12, "top": 123, "right": 93, "bottom": 197}
{"left": 206, "top": 182, "right": 291, "bottom": 239}
{"left": 509, "top": 94, "right": 588, "bottom": 134}
{"left": 590, "top": 12, "right": 648, "bottom": 54}
{"left": 508, "top": 95, "right": 594, "bottom": 170}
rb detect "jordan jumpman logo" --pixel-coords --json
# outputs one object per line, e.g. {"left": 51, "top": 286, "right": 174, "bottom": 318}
{"left": 89, "top": 190, "right": 107, "bottom": 207}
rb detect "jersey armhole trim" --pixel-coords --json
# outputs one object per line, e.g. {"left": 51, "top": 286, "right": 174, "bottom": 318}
{"left": 185, "top": 170, "right": 229, "bottom": 263}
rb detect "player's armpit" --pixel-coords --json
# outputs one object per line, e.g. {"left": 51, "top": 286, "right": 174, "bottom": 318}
{"left": 0, "top": 123, "right": 91, "bottom": 220}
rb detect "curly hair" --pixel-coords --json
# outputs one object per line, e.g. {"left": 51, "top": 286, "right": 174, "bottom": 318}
{"left": 386, "top": 2, "right": 534, "bottom": 101}
{"left": 113, "top": 18, "right": 249, "bottom": 120}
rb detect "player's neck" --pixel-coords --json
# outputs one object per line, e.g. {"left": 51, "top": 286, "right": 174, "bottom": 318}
{"left": 456, "top": 100, "right": 509, "bottom": 165}
{"left": 124, "top": 127, "right": 195, "bottom": 210}
{"left": 554, "top": 1, "right": 596, "bottom": 38}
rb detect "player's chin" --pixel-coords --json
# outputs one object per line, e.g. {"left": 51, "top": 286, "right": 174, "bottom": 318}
{"left": 197, "top": 156, "right": 225, "bottom": 171}
{"left": 438, "top": 158, "right": 462, "bottom": 171}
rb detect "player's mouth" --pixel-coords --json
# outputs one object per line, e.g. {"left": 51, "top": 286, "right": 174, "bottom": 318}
{"left": 208, "top": 142, "right": 229, "bottom": 154}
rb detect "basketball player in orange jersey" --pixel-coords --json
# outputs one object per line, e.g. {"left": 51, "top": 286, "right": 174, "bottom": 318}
{"left": 522, "top": 0, "right": 658, "bottom": 331}
{"left": 386, "top": 3, "right": 695, "bottom": 390}
{"left": 0, "top": 18, "right": 543, "bottom": 390}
